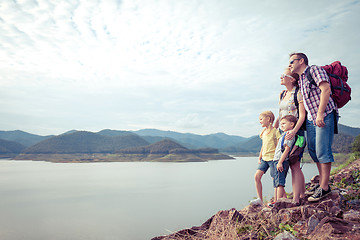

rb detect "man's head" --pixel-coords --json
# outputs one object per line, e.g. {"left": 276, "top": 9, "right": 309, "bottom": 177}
{"left": 289, "top": 52, "right": 308, "bottom": 74}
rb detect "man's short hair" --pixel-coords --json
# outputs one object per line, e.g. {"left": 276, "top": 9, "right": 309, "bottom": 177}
{"left": 290, "top": 52, "right": 308, "bottom": 66}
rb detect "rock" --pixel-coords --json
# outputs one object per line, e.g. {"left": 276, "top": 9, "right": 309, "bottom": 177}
{"left": 310, "top": 175, "right": 320, "bottom": 185}
{"left": 151, "top": 208, "right": 243, "bottom": 240}
{"left": 349, "top": 199, "right": 360, "bottom": 210}
{"left": 307, "top": 214, "right": 320, "bottom": 234}
{"left": 343, "top": 209, "right": 360, "bottom": 222}
{"left": 307, "top": 216, "right": 360, "bottom": 240}
{"left": 272, "top": 198, "right": 300, "bottom": 212}
{"left": 274, "top": 230, "right": 298, "bottom": 240}
{"left": 293, "top": 220, "right": 307, "bottom": 235}
{"left": 208, "top": 208, "right": 243, "bottom": 232}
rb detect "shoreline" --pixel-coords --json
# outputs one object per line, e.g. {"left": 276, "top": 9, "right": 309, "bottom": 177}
{"left": 12, "top": 152, "right": 234, "bottom": 163}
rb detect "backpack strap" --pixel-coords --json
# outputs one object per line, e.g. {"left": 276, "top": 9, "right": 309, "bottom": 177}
{"left": 281, "top": 134, "right": 298, "bottom": 154}
{"left": 294, "top": 87, "right": 300, "bottom": 118}
{"left": 280, "top": 134, "right": 286, "bottom": 152}
{"left": 280, "top": 90, "right": 286, "bottom": 101}
{"left": 305, "top": 67, "right": 317, "bottom": 97}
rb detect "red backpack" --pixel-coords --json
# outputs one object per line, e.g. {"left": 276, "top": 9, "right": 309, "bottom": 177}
{"left": 307, "top": 61, "right": 351, "bottom": 108}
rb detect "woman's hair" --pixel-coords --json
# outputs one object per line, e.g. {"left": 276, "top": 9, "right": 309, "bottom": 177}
{"left": 284, "top": 67, "right": 299, "bottom": 86}
{"left": 260, "top": 111, "right": 275, "bottom": 123}
{"left": 280, "top": 115, "right": 298, "bottom": 126}
{"left": 290, "top": 72, "right": 299, "bottom": 81}
{"left": 290, "top": 72, "right": 300, "bottom": 86}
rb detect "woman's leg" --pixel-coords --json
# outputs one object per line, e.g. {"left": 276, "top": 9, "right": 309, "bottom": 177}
{"left": 290, "top": 161, "right": 305, "bottom": 203}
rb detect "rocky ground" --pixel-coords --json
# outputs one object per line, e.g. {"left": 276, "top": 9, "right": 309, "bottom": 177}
{"left": 152, "top": 159, "right": 360, "bottom": 240}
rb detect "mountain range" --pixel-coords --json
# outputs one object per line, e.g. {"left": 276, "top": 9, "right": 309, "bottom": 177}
{"left": 1, "top": 123, "right": 359, "bottom": 156}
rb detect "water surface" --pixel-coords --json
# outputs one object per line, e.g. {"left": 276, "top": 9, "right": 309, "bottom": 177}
{"left": 0, "top": 158, "right": 319, "bottom": 240}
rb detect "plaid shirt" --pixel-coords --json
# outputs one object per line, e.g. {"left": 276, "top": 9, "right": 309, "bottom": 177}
{"left": 299, "top": 65, "right": 337, "bottom": 124}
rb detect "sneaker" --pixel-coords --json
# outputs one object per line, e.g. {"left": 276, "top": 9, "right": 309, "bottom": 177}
{"left": 305, "top": 184, "right": 320, "bottom": 195}
{"left": 250, "top": 198, "right": 263, "bottom": 206}
{"left": 308, "top": 186, "right": 331, "bottom": 202}
{"left": 267, "top": 202, "right": 275, "bottom": 208}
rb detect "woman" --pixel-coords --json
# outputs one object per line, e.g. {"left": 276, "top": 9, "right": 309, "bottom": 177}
{"left": 274, "top": 68, "right": 306, "bottom": 205}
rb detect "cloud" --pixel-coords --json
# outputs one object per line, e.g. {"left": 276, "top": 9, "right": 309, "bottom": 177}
{"left": 0, "top": 0, "right": 359, "bottom": 137}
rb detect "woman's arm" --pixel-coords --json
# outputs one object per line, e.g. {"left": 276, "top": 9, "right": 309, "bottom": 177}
{"left": 286, "top": 101, "right": 306, "bottom": 140}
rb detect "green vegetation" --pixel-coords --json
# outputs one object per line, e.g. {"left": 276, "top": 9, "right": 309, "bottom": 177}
{"left": 352, "top": 134, "right": 360, "bottom": 153}
{"left": 278, "top": 223, "right": 297, "bottom": 236}
{"left": 329, "top": 135, "right": 360, "bottom": 204}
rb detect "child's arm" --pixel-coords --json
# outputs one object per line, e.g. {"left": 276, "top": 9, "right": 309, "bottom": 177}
{"left": 277, "top": 145, "right": 290, "bottom": 172}
{"left": 258, "top": 146, "right": 263, "bottom": 164}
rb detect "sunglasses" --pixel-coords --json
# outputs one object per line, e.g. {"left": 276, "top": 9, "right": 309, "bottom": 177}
{"left": 289, "top": 58, "right": 300, "bottom": 64}
{"left": 281, "top": 74, "right": 295, "bottom": 79}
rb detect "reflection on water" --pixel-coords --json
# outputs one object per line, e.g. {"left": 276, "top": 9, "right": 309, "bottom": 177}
{"left": 0, "top": 158, "right": 320, "bottom": 240}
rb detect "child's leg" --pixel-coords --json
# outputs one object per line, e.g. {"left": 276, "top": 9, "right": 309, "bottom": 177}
{"left": 274, "top": 186, "right": 277, "bottom": 202}
{"left": 274, "top": 161, "right": 289, "bottom": 201}
{"left": 254, "top": 170, "right": 264, "bottom": 201}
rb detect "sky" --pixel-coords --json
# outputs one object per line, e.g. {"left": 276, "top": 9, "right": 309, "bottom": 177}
{"left": 1, "top": 0, "right": 360, "bottom": 138}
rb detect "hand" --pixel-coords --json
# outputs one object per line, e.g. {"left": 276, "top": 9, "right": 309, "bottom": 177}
{"left": 316, "top": 113, "right": 325, "bottom": 128}
{"left": 258, "top": 158, "right": 261, "bottom": 164}
{"left": 277, "top": 162, "right": 283, "bottom": 172}
{"left": 285, "top": 130, "right": 296, "bottom": 140}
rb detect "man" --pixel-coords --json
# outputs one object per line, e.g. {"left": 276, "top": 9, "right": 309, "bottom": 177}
{"left": 288, "top": 52, "right": 337, "bottom": 202}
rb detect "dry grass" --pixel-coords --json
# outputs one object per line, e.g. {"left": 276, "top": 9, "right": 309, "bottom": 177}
{"left": 159, "top": 206, "right": 288, "bottom": 240}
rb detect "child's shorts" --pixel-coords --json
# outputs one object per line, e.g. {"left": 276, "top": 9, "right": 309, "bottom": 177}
{"left": 258, "top": 159, "right": 273, "bottom": 176}
{"left": 271, "top": 160, "right": 289, "bottom": 188}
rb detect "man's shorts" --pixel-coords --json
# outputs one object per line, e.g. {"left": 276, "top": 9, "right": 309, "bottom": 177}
{"left": 306, "top": 111, "right": 336, "bottom": 164}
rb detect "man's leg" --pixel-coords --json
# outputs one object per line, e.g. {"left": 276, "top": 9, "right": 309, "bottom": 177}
{"left": 319, "top": 162, "right": 332, "bottom": 191}
{"left": 308, "top": 112, "right": 335, "bottom": 202}
{"left": 316, "top": 112, "right": 335, "bottom": 190}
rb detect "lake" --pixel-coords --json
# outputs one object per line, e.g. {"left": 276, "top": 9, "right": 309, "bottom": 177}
{"left": 0, "top": 157, "right": 320, "bottom": 240}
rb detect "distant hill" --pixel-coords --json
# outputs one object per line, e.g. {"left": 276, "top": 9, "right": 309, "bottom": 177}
{"left": 97, "top": 129, "right": 136, "bottom": 137}
{"left": 332, "top": 133, "right": 355, "bottom": 153}
{"left": 338, "top": 124, "right": 360, "bottom": 137}
{"left": 0, "top": 139, "right": 26, "bottom": 154}
{"left": 116, "top": 139, "right": 232, "bottom": 162}
{"left": 23, "top": 131, "right": 149, "bottom": 154}
{"left": 119, "top": 139, "right": 189, "bottom": 154}
{"left": 222, "top": 135, "right": 261, "bottom": 154}
{"left": 132, "top": 129, "right": 246, "bottom": 149}
{"left": 15, "top": 138, "right": 233, "bottom": 162}
{"left": 0, "top": 130, "right": 52, "bottom": 147}
{"left": 118, "top": 139, "right": 219, "bottom": 154}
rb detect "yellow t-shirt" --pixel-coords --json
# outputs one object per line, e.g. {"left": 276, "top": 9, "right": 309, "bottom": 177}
{"left": 260, "top": 127, "right": 281, "bottom": 161}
